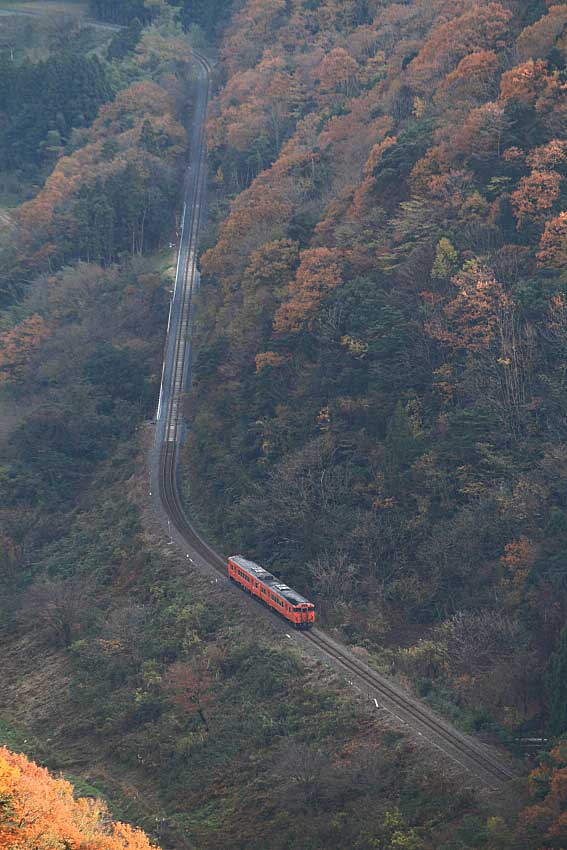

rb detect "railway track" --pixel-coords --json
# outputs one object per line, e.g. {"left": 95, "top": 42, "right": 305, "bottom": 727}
{"left": 156, "top": 49, "right": 217, "bottom": 560}
{"left": 305, "top": 630, "right": 515, "bottom": 788}
{"left": 0, "top": 0, "right": 519, "bottom": 795}
{"left": 153, "top": 50, "right": 518, "bottom": 793}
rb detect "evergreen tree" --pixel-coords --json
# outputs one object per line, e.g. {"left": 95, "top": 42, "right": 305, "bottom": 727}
{"left": 177, "top": 0, "right": 233, "bottom": 37}
{"left": 89, "top": 0, "right": 151, "bottom": 25}
{"left": 107, "top": 18, "right": 143, "bottom": 61}
{"left": 0, "top": 54, "right": 112, "bottom": 169}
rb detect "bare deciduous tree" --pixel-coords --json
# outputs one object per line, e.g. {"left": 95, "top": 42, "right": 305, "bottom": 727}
{"left": 25, "top": 575, "right": 97, "bottom": 648}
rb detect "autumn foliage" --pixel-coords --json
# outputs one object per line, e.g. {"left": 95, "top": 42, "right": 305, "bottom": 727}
{"left": 0, "top": 315, "right": 50, "bottom": 385}
{"left": 8, "top": 1, "right": 567, "bottom": 848}
{"left": 10, "top": 79, "right": 187, "bottom": 275}
{"left": 274, "top": 248, "right": 344, "bottom": 333}
{"left": 187, "top": 0, "right": 567, "bottom": 752}
{"left": 0, "top": 747, "right": 159, "bottom": 850}
{"left": 515, "top": 742, "right": 567, "bottom": 849}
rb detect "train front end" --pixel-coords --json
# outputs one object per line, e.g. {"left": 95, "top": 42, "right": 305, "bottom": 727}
{"left": 292, "top": 603, "right": 315, "bottom": 630}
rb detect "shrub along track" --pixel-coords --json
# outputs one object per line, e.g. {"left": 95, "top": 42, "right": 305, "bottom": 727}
{"left": 151, "top": 48, "right": 519, "bottom": 795}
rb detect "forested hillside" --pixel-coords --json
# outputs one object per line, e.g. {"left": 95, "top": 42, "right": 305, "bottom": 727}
{"left": 4, "top": 2, "right": 567, "bottom": 849}
{"left": 0, "top": 9, "right": 496, "bottom": 850}
{"left": 187, "top": 0, "right": 567, "bottom": 756}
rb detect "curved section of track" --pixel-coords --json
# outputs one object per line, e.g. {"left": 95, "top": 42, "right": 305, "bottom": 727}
{"left": 153, "top": 50, "right": 518, "bottom": 793}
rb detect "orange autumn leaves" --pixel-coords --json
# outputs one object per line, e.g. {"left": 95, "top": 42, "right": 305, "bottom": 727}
{"left": 512, "top": 170, "right": 562, "bottom": 227}
{"left": 15, "top": 81, "right": 187, "bottom": 267}
{"left": 406, "top": 1, "right": 512, "bottom": 91}
{"left": 254, "top": 247, "right": 344, "bottom": 372}
{"left": 424, "top": 263, "right": 511, "bottom": 354}
{"left": 516, "top": 741, "right": 567, "bottom": 849}
{"left": 0, "top": 315, "right": 50, "bottom": 385}
{"left": 539, "top": 211, "right": 567, "bottom": 270}
{"left": 0, "top": 747, "right": 159, "bottom": 850}
{"left": 273, "top": 247, "right": 344, "bottom": 334}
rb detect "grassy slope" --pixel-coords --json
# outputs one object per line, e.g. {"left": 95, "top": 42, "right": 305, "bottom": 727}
{"left": 1, "top": 424, "right": 489, "bottom": 849}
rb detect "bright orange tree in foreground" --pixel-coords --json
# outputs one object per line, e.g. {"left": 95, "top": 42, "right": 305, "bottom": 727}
{"left": 0, "top": 747, "right": 158, "bottom": 850}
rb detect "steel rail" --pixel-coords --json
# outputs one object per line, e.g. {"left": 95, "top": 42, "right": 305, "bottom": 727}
{"left": 157, "top": 51, "right": 218, "bottom": 565}
{"left": 305, "top": 629, "right": 516, "bottom": 787}
{"left": 154, "top": 50, "right": 517, "bottom": 792}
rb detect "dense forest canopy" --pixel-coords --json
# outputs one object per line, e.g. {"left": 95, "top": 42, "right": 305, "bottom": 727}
{"left": 90, "top": 0, "right": 235, "bottom": 33}
{"left": 89, "top": 0, "right": 154, "bottom": 24}
{"left": 0, "top": 53, "right": 112, "bottom": 169}
{"left": 0, "top": 12, "right": 194, "bottom": 306}
{"left": 184, "top": 0, "right": 567, "bottom": 762}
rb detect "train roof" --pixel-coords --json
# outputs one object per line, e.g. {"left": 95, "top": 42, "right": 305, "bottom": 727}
{"left": 229, "top": 555, "right": 313, "bottom": 606}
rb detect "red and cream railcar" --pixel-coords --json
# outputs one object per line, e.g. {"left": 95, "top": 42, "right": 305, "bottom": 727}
{"left": 228, "top": 555, "right": 315, "bottom": 629}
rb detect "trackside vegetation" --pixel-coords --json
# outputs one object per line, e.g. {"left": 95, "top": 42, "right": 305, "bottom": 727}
{"left": 1, "top": 2, "right": 567, "bottom": 849}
